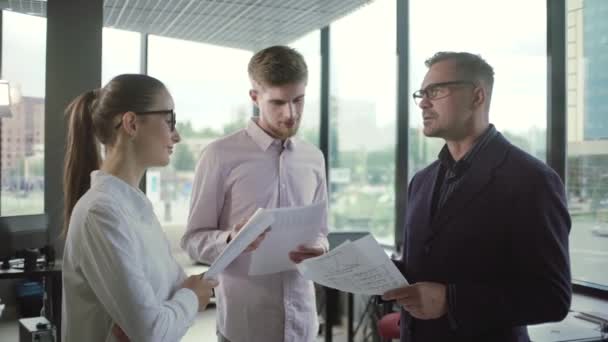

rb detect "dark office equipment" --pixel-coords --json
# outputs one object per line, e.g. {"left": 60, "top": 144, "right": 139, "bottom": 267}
{"left": 21, "top": 250, "right": 41, "bottom": 271}
{"left": 0, "top": 215, "right": 48, "bottom": 260}
{"left": 1, "top": 263, "right": 62, "bottom": 341}
{"left": 16, "top": 281, "right": 44, "bottom": 318}
{"left": 327, "top": 231, "right": 370, "bottom": 251}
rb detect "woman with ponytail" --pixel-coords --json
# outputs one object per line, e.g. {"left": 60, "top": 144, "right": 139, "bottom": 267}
{"left": 62, "top": 74, "right": 217, "bottom": 342}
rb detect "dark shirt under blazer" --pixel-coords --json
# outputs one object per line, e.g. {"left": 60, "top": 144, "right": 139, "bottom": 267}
{"left": 433, "top": 125, "right": 497, "bottom": 216}
{"left": 398, "top": 130, "right": 572, "bottom": 342}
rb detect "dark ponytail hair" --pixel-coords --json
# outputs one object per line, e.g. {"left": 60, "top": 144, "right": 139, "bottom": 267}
{"left": 63, "top": 90, "right": 101, "bottom": 234}
{"left": 63, "top": 74, "right": 168, "bottom": 234}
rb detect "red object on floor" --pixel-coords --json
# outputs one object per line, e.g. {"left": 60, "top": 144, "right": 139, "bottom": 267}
{"left": 377, "top": 312, "right": 401, "bottom": 339}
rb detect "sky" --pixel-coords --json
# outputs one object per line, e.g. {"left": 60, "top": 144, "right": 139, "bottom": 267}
{"left": 3, "top": 0, "right": 548, "bottom": 133}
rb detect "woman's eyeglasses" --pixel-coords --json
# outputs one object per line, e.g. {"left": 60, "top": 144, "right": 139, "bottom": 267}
{"left": 114, "top": 110, "right": 176, "bottom": 132}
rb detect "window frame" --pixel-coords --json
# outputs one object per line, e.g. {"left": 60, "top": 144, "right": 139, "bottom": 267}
{"left": 1, "top": 0, "right": 600, "bottom": 296}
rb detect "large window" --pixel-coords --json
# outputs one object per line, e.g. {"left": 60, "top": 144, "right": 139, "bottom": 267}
{"left": 147, "top": 36, "right": 252, "bottom": 259}
{"left": 408, "top": 0, "right": 547, "bottom": 177}
{"left": 289, "top": 30, "right": 321, "bottom": 147}
{"left": 329, "top": 0, "right": 397, "bottom": 245}
{"left": 566, "top": 0, "right": 608, "bottom": 289}
{"left": 102, "top": 28, "right": 141, "bottom": 85}
{"left": 1, "top": 11, "right": 46, "bottom": 216}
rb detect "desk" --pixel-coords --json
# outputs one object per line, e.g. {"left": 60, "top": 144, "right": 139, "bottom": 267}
{"left": 528, "top": 312, "right": 607, "bottom": 342}
{"left": 0, "top": 263, "right": 62, "bottom": 341}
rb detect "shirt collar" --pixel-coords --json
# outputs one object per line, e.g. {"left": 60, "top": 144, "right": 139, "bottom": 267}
{"left": 437, "top": 124, "right": 497, "bottom": 171}
{"left": 90, "top": 170, "right": 150, "bottom": 213}
{"left": 438, "top": 144, "right": 457, "bottom": 169}
{"left": 246, "top": 118, "right": 295, "bottom": 152}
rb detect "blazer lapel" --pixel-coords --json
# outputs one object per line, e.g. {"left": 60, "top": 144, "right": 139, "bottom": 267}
{"left": 422, "top": 163, "right": 441, "bottom": 228}
{"left": 428, "top": 133, "right": 511, "bottom": 238}
{"left": 404, "top": 162, "right": 441, "bottom": 245}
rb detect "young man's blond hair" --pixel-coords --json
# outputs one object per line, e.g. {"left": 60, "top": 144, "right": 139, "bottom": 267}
{"left": 248, "top": 45, "right": 308, "bottom": 87}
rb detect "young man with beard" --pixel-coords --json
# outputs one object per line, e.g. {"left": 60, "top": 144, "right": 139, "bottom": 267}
{"left": 181, "top": 45, "right": 329, "bottom": 342}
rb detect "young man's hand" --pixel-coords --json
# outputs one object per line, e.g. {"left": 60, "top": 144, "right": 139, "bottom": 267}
{"left": 289, "top": 244, "right": 325, "bottom": 263}
{"left": 227, "top": 216, "right": 270, "bottom": 253}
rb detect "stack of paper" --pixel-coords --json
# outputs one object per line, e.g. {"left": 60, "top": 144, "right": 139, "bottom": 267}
{"left": 297, "top": 234, "right": 408, "bottom": 295}
{"left": 203, "top": 208, "right": 274, "bottom": 279}
{"left": 204, "top": 201, "right": 326, "bottom": 279}
{"left": 249, "top": 201, "right": 326, "bottom": 275}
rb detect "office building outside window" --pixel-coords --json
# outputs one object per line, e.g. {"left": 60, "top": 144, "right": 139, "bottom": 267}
{"left": 1, "top": 11, "right": 46, "bottom": 216}
{"left": 102, "top": 28, "right": 142, "bottom": 85}
{"left": 566, "top": 0, "right": 608, "bottom": 289}
{"left": 409, "top": 0, "right": 547, "bottom": 179}
{"left": 329, "top": 0, "right": 397, "bottom": 245}
{"left": 289, "top": 30, "right": 321, "bottom": 147}
{"left": 146, "top": 36, "right": 252, "bottom": 259}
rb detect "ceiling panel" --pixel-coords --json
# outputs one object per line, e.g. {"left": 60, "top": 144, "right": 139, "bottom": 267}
{"left": 1, "top": 0, "right": 372, "bottom": 51}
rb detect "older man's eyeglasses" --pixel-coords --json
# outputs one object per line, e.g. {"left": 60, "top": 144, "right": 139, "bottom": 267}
{"left": 114, "top": 109, "right": 176, "bottom": 132}
{"left": 412, "top": 80, "right": 476, "bottom": 105}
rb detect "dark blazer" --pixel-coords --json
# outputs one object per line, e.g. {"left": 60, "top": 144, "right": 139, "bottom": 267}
{"left": 398, "top": 132, "right": 571, "bottom": 342}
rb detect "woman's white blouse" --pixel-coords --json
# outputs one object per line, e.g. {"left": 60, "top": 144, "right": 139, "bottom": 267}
{"left": 62, "top": 171, "right": 198, "bottom": 342}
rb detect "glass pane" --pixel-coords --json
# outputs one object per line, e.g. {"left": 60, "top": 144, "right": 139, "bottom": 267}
{"left": 147, "top": 35, "right": 252, "bottom": 260}
{"left": 1, "top": 11, "right": 46, "bottom": 216}
{"left": 409, "top": 0, "right": 547, "bottom": 177}
{"left": 566, "top": 0, "right": 608, "bottom": 289}
{"left": 329, "top": 0, "right": 397, "bottom": 245}
{"left": 289, "top": 30, "right": 321, "bottom": 147}
{"left": 102, "top": 28, "right": 141, "bottom": 85}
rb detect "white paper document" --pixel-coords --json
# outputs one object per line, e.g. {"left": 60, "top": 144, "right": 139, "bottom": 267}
{"left": 297, "top": 234, "right": 408, "bottom": 295}
{"left": 249, "top": 201, "right": 327, "bottom": 275}
{"left": 204, "top": 201, "right": 326, "bottom": 279}
{"left": 203, "top": 208, "right": 274, "bottom": 279}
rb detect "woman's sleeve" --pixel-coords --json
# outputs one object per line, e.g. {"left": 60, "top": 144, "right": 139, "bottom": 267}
{"left": 78, "top": 204, "right": 199, "bottom": 342}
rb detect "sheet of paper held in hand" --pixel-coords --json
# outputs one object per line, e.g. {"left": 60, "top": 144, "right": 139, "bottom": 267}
{"left": 248, "top": 201, "right": 327, "bottom": 276}
{"left": 203, "top": 208, "right": 274, "bottom": 279}
{"left": 296, "top": 234, "right": 408, "bottom": 295}
{"left": 203, "top": 201, "right": 326, "bottom": 279}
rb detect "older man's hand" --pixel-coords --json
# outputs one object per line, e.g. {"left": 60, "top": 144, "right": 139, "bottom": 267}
{"left": 382, "top": 282, "right": 448, "bottom": 320}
